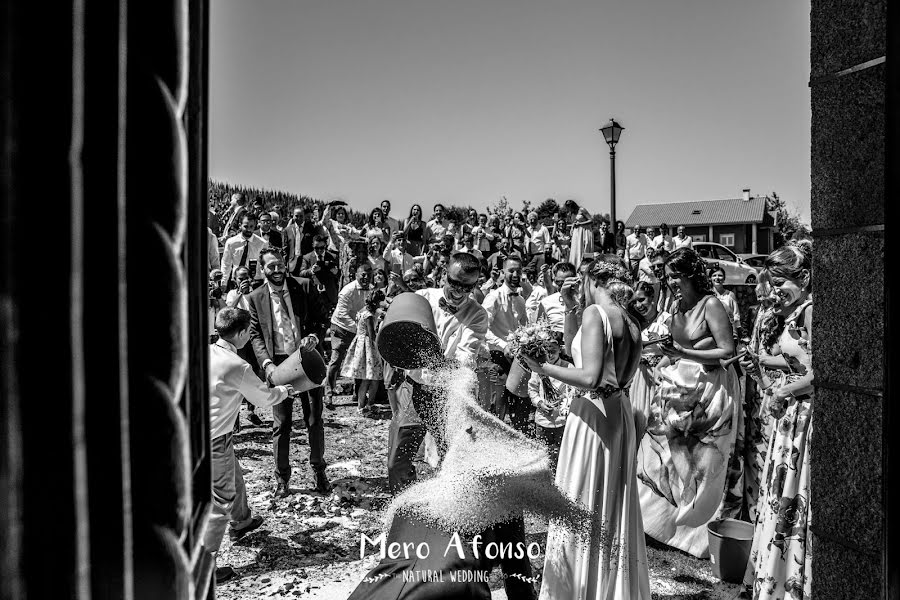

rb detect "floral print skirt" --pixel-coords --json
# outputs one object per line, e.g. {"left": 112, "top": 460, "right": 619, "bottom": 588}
{"left": 744, "top": 392, "right": 812, "bottom": 600}
{"left": 636, "top": 360, "right": 743, "bottom": 558}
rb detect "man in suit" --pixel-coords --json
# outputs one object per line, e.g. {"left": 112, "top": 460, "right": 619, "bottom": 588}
{"left": 220, "top": 192, "right": 248, "bottom": 243}
{"left": 298, "top": 234, "right": 340, "bottom": 355}
{"left": 284, "top": 206, "right": 320, "bottom": 276}
{"left": 256, "top": 211, "right": 283, "bottom": 253}
{"left": 246, "top": 247, "right": 332, "bottom": 496}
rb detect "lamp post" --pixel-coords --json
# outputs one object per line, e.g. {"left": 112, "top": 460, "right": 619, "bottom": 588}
{"left": 599, "top": 118, "right": 624, "bottom": 228}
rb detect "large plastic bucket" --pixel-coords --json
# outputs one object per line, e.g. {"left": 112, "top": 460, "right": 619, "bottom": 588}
{"left": 376, "top": 292, "right": 443, "bottom": 370}
{"left": 269, "top": 348, "right": 327, "bottom": 393}
{"left": 707, "top": 518, "right": 754, "bottom": 584}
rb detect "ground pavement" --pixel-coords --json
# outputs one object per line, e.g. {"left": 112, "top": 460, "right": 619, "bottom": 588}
{"left": 215, "top": 379, "right": 743, "bottom": 600}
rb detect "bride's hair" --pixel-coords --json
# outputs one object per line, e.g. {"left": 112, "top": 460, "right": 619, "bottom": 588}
{"left": 665, "top": 248, "right": 712, "bottom": 295}
{"left": 583, "top": 255, "right": 633, "bottom": 308}
{"left": 764, "top": 239, "right": 813, "bottom": 291}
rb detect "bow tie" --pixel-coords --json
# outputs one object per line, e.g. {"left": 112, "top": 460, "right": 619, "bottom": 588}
{"left": 438, "top": 297, "right": 459, "bottom": 315}
{"left": 508, "top": 291, "right": 519, "bottom": 297}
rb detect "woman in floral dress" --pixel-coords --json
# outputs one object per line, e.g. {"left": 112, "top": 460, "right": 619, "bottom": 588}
{"left": 741, "top": 241, "right": 813, "bottom": 600}
{"left": 741, "top": 284, "right": 779, "bottom": 522}
{"left": 636, "top": 248, "right": 742, "bottom": 558}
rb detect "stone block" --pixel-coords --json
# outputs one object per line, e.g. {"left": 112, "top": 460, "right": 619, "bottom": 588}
{"left": 810, "top": 532, "right": 882, "bottom": 599}
{"left": 811, "top": 0, "right": 886, "bottom": 78}
{"left": 810, "top": 388, "right": 883, "bottom": 555}
{"left": 812, "top": 232, "right": 884, "bottom": 389}
{"left": 811, "top": 64, "right": 885, "bottom": 231}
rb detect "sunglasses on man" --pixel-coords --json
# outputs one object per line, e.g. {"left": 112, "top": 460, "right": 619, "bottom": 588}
{"left": 446, "top": 275, "right": 477, "bottom": 293}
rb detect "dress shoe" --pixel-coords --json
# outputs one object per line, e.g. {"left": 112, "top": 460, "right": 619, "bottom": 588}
{"left": 246, "top": 411, "right": 263, "bottom": 427}
{"left": 215, "top": 566, "right": 237, "bottom": 584}
{"left": 229, "top": 515, "right": 264, "bottom": 542}
{"left": 272, "top": 481, "right": 291, "bottom": 498}
{"left": 312, "top": 468, "right": 331, "bottom": 494}
{"left": 324, "top": 396, "right": 336, "bottom": 411}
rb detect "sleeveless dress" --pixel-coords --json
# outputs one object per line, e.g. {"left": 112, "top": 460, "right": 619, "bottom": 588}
{"left": 340, "top": 308, "right": 384, "bottom": 380}
{"left": 636, "top": 295, "right": 742, "bottom": 557}
{"left": 539, "top": 304, "right": 651, "bottom": 600}
{"left": 628, "top": 310, "right": 671, "bottom": 444}
{"left": 568, "top": 208, "right": 595, "bottom": 267}
{"left": 744, "top": 299, "right": 812, "bottom": 600}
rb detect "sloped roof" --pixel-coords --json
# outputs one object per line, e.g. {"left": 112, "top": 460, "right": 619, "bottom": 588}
{"left": 625, "top": 197, "right": 769, "bottom": 227}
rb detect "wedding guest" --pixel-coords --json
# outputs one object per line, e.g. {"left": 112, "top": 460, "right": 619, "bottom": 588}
{"left": 625, "top": 226, "right": 648, "bottom": 281}
{"left": 299, "top": 234, "right": 341, "bottom": 319}
{"left": 386, "top": 252, "right": 488, "bottom": 492}
{"left": 673, "top": 225, "right": 693, "bottom": 249}
{"left": 380, "top": 199, "right": 400, "bottom": 237}
{"left": 637, "top": 247, "right": 659, "bottom": 284}
{"left": 742, "top": 241, "right": 813, "bottom": 600}
{"left": 527, "top": 334, "right": 571, "bottom": 469}
{"left": 256, "top": 211, "right": 283, "bottom": 252}
{"left": 653, "top": 223, "right": 675, "bottom": 252}
{"left": 710, "top": 265, "right": 741, "bottom": 338}
{"left": 524, "top": 267, "right": 548, "bottom": 324}
{"left": 564, "top": 199, "right": 594, "bottom": 267}
{"left": 221, "top": 214, "right": 267, "bottom": 284}
{"left": 426, "top": 203, "right": 451, "bottom": 247}
{"left": 206, "top": 307, "right": 293, "bottom": 584}
{"left": 645, "top": 227, "right": 659, "bottom": 251}
{"left": 482, "top": 256, "right": 530, "bottom": 432}
{"left": 551, "top": 214, "right": 570, "bottom": 263}
{"left": 596, "top": 220, "right": 616, "bottom": 254}
{"left": 628, "top": 281, "right": 671, "bottom": 442}
{"left": 402, "top": 203, "right": 429, "bottom": 255}
{"left": 636, "top": 247, "right": 741, "bottom": 557}
{"left": 208, "top": 214, "right": 221, "bottom": 274}
{"left": 284, "top": 206, "right": 318, "bottom": 276}
{"left": 471, "top": 212, "right": 495, "bottom": 253}
{"left": 456, "top": 233, "right": 484, "bottom": 260}
{"left": 739, "top": 282, "right": 779, "bottom": 523}
{"left": 341, "top": 289, "right": 386, "bottom": 416}
{"left": 246, "top": 248, "right": 330, "bottom": 496}
{"left": 363, "top": 207, "right": 390, "bottom": 245}
{"left": 536, "top": 262, "right": 577, "bottom": 332}
{"left": 505, "top": 211, "right": 529, "bottom": 257}
{"left": 520, "top": 255, "right": 650, "bottom": 599}
{"left": 225, "top": 267, "right": 252, "bottom": 309}
{"left": 526, "top": 211, "right": 552, "bottom": 272}
{"left": 325, "top": 262, "right": 373, "bottom": 407}
{"left": 220, "top": 192, "right": 248, "bottom": 242}
{"left": 383, "top": 232, "right": 428, "bottom": 277}
{"left": 614, "top": 220, "right": 627, "bottom": 253}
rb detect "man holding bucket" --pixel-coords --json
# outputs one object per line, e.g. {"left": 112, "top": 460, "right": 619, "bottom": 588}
{"left": 246, "top": 247, "right": 331, "bottom": 497}
{"left": 384, "top": 252, "right": 488, "bottom": 493}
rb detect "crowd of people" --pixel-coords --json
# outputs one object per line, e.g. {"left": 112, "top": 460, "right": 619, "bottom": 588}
{"left": 205, "top": 192, "right": 812, "bottom": 600}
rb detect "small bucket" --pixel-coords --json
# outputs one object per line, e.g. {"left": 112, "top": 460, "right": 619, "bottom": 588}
{"left": 505, "top": 357, "right": 531, "bottom": 397}
{"left": 269, "top": 348, "right": 327, "bottom": 393}
{"left": 376, "top": 292, "right": 443, "bottom": 370}
{"left": 707, "top": 518, "right": 754, "bottom": 584}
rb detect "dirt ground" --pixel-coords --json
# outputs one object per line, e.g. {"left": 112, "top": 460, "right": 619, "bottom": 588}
{"left": 215, "top": 381, "right": 743, "bottom": 600}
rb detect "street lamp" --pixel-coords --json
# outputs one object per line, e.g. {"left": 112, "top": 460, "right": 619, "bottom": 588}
{"left": 599, "top": 118, "right": 624, "bottom": 228}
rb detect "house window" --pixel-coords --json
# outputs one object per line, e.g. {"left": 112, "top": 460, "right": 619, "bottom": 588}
{"left": 719, "top": 233, "right": 735, "bottom": 247}
{"left": 694, "top": 234, "right": 707, "bottom": 242}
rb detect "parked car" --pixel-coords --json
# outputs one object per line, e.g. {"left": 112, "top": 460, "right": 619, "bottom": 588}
{"left": 738, "top": 253, "right": 767, "bottom": 272}
{"left": 692, "top": 242, "right": 759, "bottom": 284}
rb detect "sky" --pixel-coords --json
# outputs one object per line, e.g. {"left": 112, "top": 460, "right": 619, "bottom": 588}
{"left": 209, "top": 0, "right": 811, "bottom": 224}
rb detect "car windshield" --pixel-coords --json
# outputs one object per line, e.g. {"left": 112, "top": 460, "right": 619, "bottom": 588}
{"left": 714, "top": 245, "right": 736, "bottom": 261}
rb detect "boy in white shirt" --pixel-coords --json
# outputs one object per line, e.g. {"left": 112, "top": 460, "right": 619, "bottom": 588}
{"left": 527, "top": 335, "right": 571, "bottom": 470}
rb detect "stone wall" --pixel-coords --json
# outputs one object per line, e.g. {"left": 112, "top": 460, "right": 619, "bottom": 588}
{"left": 809, "top": 1, "right": 886, "bottom": 597}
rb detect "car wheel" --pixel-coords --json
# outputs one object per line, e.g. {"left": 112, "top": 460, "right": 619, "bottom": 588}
{"left": 745, "top": 274, "right": 757, "bottom": 284}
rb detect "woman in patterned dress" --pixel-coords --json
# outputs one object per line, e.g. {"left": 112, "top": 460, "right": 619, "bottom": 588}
{"left": 636, "top": 248, "right": 743, "bottom": 558}
{"left": 742, "top": 241, "right": 813, "bottom": 600}
{"left": 628, "top": 281, "right": 672, "bottom": 443}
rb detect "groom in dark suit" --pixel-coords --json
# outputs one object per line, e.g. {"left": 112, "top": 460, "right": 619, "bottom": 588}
{"left": 246, "top": 247, "right": 331, "bottom": 496}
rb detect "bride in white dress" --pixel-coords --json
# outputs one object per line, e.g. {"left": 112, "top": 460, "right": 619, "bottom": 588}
{"left": 522, "top": 255, "right": 651, "bottom": 600}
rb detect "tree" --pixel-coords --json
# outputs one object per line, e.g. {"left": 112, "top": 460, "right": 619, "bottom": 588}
{"left": 535, "top": 198, "right": 559, "bottom": 224}
{"left": 486, "top": 196, "right": 514, "bottom": 222}
{"left": 767, "top": 192, "right": 811, "bottom": 247}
